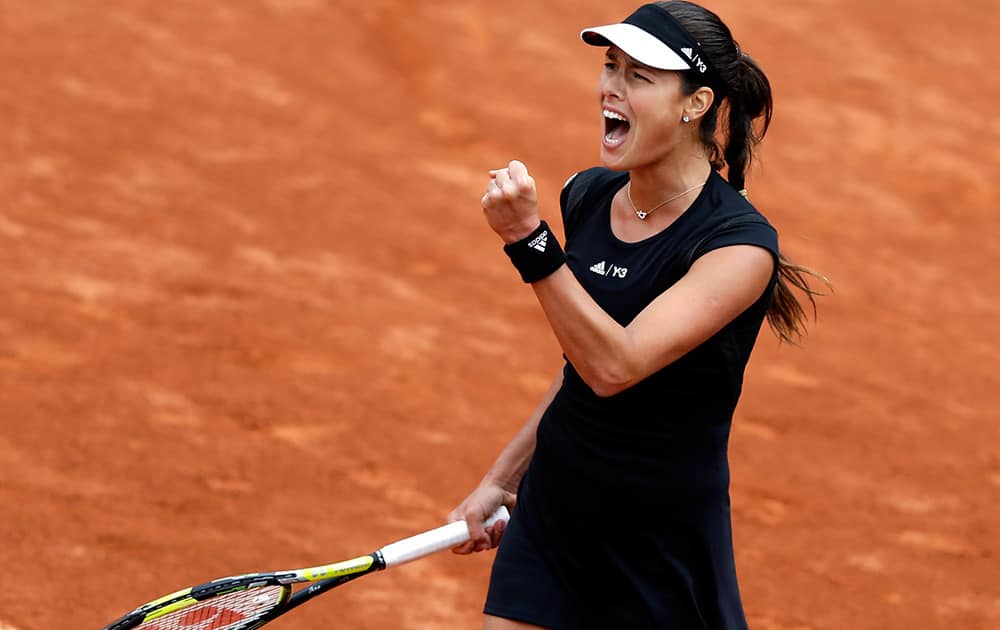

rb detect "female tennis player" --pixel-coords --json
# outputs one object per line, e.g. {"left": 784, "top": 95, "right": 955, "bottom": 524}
{"left": 451, "top": 2, "right": 826, "bottom": 628}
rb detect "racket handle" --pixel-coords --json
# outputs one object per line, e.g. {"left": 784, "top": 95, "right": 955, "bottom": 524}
{"left": 378, "top": 506, "right": 510, "bottom": 568}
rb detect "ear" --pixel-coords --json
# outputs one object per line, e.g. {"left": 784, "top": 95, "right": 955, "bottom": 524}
{"left": 685, "top": 86, "right": 715, "bottom": 122}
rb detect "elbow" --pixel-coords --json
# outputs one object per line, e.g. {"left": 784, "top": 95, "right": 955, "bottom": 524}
{"left": 590, "top": 381, "right": 628, "bottom": 398}
{"left": 573, "top": 338, "right": 644, "bottom": 398}
{"left": 580, "top": 364, "right": 634, "bottom": 398}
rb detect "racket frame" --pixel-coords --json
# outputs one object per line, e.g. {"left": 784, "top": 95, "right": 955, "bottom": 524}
{"left": 102, "top": 507, "right": 508, "bottom": 630}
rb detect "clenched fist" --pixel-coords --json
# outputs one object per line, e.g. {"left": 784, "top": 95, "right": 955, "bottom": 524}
{"left": 481, "top": 160, "right": 541, "bottom": 243}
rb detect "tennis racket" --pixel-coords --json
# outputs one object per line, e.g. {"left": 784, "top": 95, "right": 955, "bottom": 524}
{"left": 102, "top": 506, "right": 509, "bottom": 630}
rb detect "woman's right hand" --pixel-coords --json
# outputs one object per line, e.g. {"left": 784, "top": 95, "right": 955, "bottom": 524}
{"left": 481, "top": 160, "right": 541, "bottom": 244}
{"left": 449, "top": 482, "right": 516, "bottom": 554}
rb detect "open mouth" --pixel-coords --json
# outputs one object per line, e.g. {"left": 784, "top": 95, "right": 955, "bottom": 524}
{"left": 604, "top": 109, "right": 630, "bottom": 145}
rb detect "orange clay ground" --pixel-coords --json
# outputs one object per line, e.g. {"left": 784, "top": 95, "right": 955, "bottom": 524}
{"left": 1, "top": 1, "right": 998, "bottom": 628}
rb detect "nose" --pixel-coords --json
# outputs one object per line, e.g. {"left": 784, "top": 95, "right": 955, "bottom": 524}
{"left": 599, "top": 69, "right": 623, "bottom": 103}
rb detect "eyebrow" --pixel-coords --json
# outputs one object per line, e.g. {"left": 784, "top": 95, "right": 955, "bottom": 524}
{"left": 605, "top": 49, "right": 657, "bottom": 74}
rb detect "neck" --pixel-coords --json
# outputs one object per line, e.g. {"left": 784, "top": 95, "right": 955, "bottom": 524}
{"left": 626, "top": 156, "right": 712, "bottom": 211}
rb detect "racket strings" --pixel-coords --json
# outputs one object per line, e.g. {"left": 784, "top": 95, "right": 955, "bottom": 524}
{"left": 135, "top": 585, "right": 287, "bottom": 630}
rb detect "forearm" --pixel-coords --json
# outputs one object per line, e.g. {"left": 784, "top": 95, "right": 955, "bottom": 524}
{"left": 531, "top": 266, "right": 642, "bottom": 396}
{"left": 481, "top": 370, "right": 563, "bottom": 492}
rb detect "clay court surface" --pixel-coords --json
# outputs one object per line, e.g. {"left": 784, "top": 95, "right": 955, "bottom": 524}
{"left": 1, "top": 0, "right": 998, "bottom": 628}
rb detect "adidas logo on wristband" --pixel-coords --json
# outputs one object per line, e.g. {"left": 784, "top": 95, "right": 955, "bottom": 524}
{"left": 503, "top": 221, "right": 565, "bottom": 283}
{"left": 529, "top": 231, "right": 548, "bottom": 252}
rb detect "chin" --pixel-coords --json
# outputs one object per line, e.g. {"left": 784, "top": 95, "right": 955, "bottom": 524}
{"left": 599, "top": 153, "right": 631, "bottom": 172}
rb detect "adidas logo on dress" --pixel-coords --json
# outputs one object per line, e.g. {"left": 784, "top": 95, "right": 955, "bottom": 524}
{"left": 590, "top": 260, "right": 628, "bottom": 279}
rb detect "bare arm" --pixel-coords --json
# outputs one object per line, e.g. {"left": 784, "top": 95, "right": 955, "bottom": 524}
{"left": 483, "top": 160, "right": 774, "bottom": 397}
{"left": 531, "top": 245, "right": 773, "bottom": 396}
{"left": 450, "top": 369, "right": 563, "bottom": 553}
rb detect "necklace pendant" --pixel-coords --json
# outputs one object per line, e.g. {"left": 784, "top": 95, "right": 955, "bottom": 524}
{"left": 636, "top": 210, "right": 648, "bottom": 220}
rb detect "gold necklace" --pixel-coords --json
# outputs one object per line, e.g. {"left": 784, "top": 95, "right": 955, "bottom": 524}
{"left": 626, "top": 181, "right": 706, "bottom": 220}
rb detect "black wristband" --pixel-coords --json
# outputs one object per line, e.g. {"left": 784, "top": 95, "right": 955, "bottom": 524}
{"left": 503, "top": 221, "right": 566, "bottom": 283}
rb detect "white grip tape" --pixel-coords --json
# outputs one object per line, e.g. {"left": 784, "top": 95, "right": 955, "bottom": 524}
{"left": 378, "top": 506, "right": 510, "bottom": 568}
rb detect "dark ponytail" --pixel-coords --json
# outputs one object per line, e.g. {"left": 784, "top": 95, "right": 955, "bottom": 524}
{"left": 724, "top": 51, "right": 771, "bottom": 192}
{"left": 658, "top": 0, "right": 830, "bottom": 344}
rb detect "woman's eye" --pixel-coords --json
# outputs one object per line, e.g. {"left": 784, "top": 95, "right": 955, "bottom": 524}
{"left": 604, "top": 62, "right": 617, "bottom": 71}
{"left": 633, "top": 72, "right": 651, "bottom": 82}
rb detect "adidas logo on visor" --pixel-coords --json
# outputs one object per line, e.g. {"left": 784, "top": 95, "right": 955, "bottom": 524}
{"left": 681, "top": 47, "right": 693, "bottom": 59}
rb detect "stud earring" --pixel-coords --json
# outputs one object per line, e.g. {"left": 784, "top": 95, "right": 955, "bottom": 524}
{"left": 682, "top": 114, "right": 690, "bottom": 123}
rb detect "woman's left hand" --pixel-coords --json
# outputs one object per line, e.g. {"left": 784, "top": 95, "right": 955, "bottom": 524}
{"left": 481, "top": 160, "right": 541, "bottom": 243}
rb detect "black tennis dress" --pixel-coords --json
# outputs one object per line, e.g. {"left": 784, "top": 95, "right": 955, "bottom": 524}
{"left": 484, "top": 167, "right": 780, "bottom": 630}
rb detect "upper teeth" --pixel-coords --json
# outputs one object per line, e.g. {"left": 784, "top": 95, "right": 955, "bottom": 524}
{"left": 604, "top": 110, "right": 627, "bottom": 122}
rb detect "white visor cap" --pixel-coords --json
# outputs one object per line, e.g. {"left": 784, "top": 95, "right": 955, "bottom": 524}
{"left": 580, "top": 23, "right": 692, "bottom": 71}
